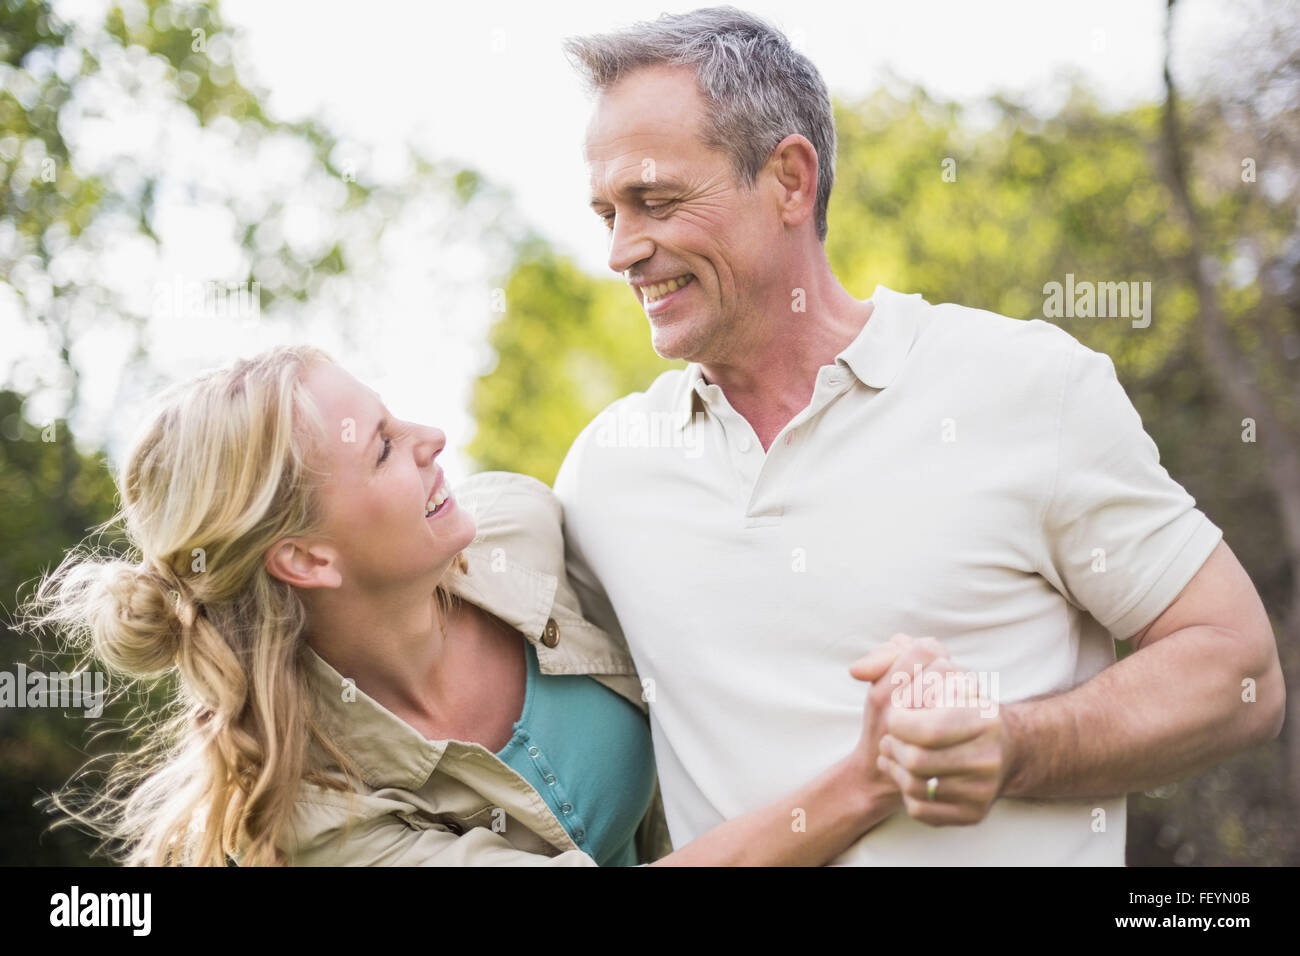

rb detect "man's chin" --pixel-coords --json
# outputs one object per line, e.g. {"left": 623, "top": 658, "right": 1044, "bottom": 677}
{"left": 647, "top": 323, "right": 697, "bottom": 363}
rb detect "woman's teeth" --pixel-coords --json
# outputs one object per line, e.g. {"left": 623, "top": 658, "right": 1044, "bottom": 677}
{"left": 425, "top": 485, "right": 449, "bottom": 517}
{"left": 642, "top": 274, "right": 694, "bottom": 302}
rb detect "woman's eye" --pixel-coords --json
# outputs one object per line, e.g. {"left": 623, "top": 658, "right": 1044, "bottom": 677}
{"left": 377, "top": 437, "right": 392, "bottom": 464}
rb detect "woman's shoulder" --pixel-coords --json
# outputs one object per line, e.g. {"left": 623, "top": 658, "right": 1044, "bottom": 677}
{"left": 454, "top": 471, "right": 568, "bottom": 575}
{"left": 456, "top": 471, "right": 559, "bottom": 517}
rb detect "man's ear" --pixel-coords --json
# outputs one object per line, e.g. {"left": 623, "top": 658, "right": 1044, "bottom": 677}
{"left": 768, "top": 133, "right": 818, "bottom": 230}
{"left": 265, "top": 538, "right": 343, "bottom": 590}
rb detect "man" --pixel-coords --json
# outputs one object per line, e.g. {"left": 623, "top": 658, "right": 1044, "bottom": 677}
{"left": 552, "top": 7, "right": 1284, "bottom": 865}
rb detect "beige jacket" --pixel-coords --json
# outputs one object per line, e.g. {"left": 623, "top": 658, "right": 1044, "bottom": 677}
{"left": 280, "top": 471, "right": 672, "bottom": 865}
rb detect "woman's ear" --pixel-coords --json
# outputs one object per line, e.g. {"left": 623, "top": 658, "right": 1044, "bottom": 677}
{"left": 265, "top": 538, "right": 343, "bottom": 590}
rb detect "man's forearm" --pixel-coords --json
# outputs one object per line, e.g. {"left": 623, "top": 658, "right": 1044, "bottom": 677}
{"left": 1001, "top": 624, "right": 1284, "bottom": 800}
{"left": 651, "top": 755, "right": 898, "bottom": 866}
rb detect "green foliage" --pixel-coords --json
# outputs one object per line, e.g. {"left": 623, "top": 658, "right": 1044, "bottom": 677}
{"left": 0, "top": 390, "right": 121, "bottom": 864}
{"left": 468, "top": 237, "right": 682, "bottom": 485}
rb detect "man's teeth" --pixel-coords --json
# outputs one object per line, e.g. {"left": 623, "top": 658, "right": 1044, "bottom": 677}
{"left": 642, "top": 274, "right": 694, "bottom": 302}
{"left": 425, "top": 485, "right": 449, "bottom": 516}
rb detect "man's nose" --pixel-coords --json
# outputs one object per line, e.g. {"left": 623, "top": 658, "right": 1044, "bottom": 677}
{"left": 607, "top": 212, "right": 654, "bottom": 275}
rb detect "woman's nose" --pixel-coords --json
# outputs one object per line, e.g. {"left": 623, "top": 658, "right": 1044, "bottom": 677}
{"left": 414, "top": 424, "right": 445, "bottom": 464}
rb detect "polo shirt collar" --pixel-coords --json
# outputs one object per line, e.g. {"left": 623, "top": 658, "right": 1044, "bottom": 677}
{"left": 837, "top": 285, "right": 924, "bottom": 389}
{"left": 674, "top": 284, "right": 923, "bottom": 428}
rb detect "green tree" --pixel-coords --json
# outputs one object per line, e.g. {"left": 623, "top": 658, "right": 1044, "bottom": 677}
{"left": 0, "top": 391, "right": 119, "bottom": 864}
{"left": 468, "top": 236, "right": 681, "bottom": 485}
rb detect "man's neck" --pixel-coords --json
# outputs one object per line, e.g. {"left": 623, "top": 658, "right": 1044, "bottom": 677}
{"left": 699, "top": 278, "right": 873, "bottom": 451}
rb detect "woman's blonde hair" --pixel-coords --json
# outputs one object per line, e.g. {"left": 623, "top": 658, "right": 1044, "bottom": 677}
{"left": 23, "top": 345, "right": 466, "bottom": 865}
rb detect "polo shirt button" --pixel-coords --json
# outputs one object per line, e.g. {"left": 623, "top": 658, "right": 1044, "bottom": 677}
{"left": 738, "top": 434, "right": 752, "bottom": 452}
{"left": 528, "top": 746, "right": 539, "bottom": 757}
{"left": 560, "top": 803, "right": 573, "bottom": 814}
{"left": 545, "top": 774, "right": 556, "bottom": 785}
{"left": 542, "top": 617, "right": 560, "bottom": 647}
{"left": 573, "top": 827, "right": 585, "bottom": 841}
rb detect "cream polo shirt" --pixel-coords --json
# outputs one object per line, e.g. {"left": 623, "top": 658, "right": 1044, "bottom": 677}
{"left": 554, "top": 285, "right": 1223, "bottom": 866}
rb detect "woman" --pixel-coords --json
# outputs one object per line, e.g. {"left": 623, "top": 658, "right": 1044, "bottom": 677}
{"left": 28, "top": 345, "right": 938, "bottom": 865}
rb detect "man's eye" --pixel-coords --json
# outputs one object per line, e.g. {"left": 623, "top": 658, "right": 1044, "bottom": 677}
{"left": 599, "top": 212, "right": 614, "bottom": 227}
{"left": 377, "top": 437, "right": 392, "bottom": 464}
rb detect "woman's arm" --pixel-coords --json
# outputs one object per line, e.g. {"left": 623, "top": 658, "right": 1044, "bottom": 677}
{"left": 649, "top": 636, "right": 950, "bottom": 866}
{"left": 287, "top": 789, "right": 601, "bottom": 867}
{"left": 648, "top": 752, "right": 896, "bottom": 867}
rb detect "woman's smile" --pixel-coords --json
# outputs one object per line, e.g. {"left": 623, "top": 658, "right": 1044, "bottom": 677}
{"left": 425, "top": 468, "right": 455, "bottom": 519}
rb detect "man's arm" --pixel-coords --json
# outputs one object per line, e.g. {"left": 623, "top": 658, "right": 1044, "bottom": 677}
{"left": 876, "top": 540, "right": 1285, "bottom": 823}
{"left": 1002, "top": 539, "right": 1283, "bottom": 797}
{"left": 552, "top": 422, "right": 629, "bottom": 644}
{"left": 876, "top": 339, "right": 1285, "bottom": 825}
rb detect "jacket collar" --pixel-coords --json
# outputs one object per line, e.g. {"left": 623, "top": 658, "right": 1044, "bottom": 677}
{"left": 301, "top": 538, "right": 556, "bottom": 791}
{"left": 675, "top": 284, "right": 923, "bottom": 429}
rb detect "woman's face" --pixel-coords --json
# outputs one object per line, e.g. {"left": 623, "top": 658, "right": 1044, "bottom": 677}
{"left": 298, "top": 362, "right": 476, "bottom": 593}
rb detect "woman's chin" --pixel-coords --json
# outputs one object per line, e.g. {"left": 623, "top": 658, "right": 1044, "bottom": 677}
{"left": 429, "top": 506, "right": 476, "bottom": 549}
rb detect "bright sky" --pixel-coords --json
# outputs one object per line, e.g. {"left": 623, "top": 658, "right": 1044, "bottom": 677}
{"left": 24, "top": 0, "right": 1241, "bottom": 479}
{"left": 225, "top": 0, "right": 1191, "bottom": 278}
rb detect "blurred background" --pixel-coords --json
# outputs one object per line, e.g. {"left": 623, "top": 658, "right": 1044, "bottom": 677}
{"left": 1, "top": 0, "right": 1296, "bottom": 864}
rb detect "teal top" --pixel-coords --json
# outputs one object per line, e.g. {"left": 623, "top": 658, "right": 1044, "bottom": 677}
{"left": 495, "top": 639, "right": 656, "bottom": 866}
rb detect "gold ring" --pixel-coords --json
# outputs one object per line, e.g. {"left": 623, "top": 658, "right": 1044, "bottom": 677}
{"left": 926, "top": 776, "right": 939, "bottom": 801}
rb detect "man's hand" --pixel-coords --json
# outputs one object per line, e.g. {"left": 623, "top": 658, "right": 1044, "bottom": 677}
{"left": 847, "top": 634, "right": 962, "bottom": 823}
{"left": 877, "top": 695, "right": 1011, "bottom": 826}
{"left": 854, "top": 632, "right": 1012, "bottom": 827}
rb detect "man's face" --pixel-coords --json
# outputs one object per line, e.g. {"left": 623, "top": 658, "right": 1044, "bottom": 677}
{"left": 584, "top": 64, "right": 781, "bottom": 363}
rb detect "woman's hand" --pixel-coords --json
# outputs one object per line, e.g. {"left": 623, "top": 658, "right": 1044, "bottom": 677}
{"left": 847, "top": 634, "right": 960, "bottom": 825}
{"left": 651, "top": 633, "right": 965, "bottom": 866}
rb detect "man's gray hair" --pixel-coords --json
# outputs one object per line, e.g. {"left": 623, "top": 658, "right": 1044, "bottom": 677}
{"left": 563, "top": 6, "right": 837, "bottom": 242}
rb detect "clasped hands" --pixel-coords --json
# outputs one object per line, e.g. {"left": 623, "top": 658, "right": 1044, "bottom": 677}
{"left": 849, "top": 634, "right": 1012, "bottom": 826}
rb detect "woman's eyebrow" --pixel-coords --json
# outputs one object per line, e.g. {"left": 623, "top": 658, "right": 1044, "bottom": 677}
{"left": 366, "top": 415, "right": 388, "bottom": 454}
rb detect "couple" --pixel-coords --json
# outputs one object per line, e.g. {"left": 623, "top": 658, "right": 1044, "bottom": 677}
{"left": 36, "top": 7, "right": 1283, "bottom": 866}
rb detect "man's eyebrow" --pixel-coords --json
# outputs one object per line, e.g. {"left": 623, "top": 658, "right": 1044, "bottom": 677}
{"left": 590, "top": 178, "right": 685, "bottom": 207}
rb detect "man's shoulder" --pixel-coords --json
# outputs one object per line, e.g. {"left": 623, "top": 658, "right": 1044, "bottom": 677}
{"left": 553, "top": 367, "right": 690, "bottom": 517}
{"left": 899, "top": 293, "right": 1100, "bottom": 395}
{"left": 921, "top": 296, "right": 1082, "bottom": 360}
{"left": 598, "top": 366, "right": 690, "bottom": 416}
{"left": 561, "top": 368, "right": 691, "bottom": 463}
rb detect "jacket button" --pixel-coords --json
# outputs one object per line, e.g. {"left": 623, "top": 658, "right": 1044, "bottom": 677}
{"left": 541, "top": 617, "right": 560, "bottom": 647}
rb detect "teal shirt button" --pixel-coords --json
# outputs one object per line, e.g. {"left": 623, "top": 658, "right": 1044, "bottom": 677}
{"left": 496, "top": 640, "right": 656, "bottom": 867}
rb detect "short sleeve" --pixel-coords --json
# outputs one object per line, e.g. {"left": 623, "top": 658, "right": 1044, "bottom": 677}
{"left": 1039, "top": 343, "right": 1223, "bottom": 640}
